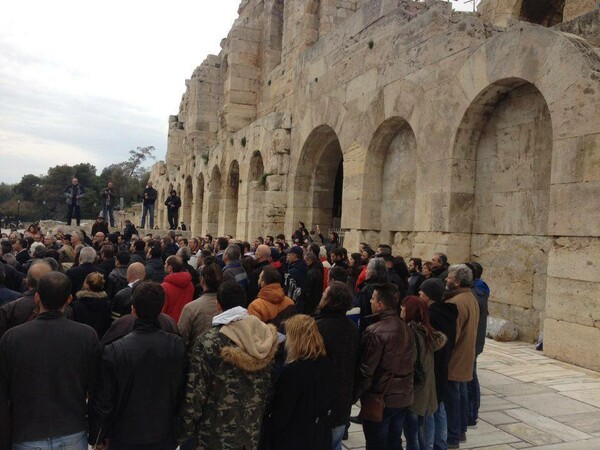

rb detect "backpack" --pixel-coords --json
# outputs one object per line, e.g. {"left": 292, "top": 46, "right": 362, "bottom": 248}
{"left": 284, "top": 273, "right": 302, "bottom": 303}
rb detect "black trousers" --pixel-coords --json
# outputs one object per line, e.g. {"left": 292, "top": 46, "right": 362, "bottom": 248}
{"left": 67, "top": 204, "right": 81, "bottom": 225}
{"left": 167, "top": 210, "right": 178, "bottom": 229}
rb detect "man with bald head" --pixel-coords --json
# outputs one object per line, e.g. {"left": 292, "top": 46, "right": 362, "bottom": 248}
{"left": 247, "top": 244, "right": 273, "bottom": 302}
{"left": 103, "top": 264, "right": 179, "bottom": 345}
{"left": 0, "top": 260, "right": 73, "bottom": 339}
{"left": 111, "top": 262, "right": 146, "bottom": 321}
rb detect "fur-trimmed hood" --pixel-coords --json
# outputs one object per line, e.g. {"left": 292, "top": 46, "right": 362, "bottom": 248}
{"left": 220, "top": 316, "right": 278, "bottom": 372}
{"left": 75, "top": 290, "right": 108, "bottom": 300}
{"left": 409, "top": 321, "right": 447, "bottom": 352}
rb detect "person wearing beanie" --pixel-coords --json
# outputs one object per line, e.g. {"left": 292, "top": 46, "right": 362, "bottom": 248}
{"left": 419, "top": 277, "right": 458, "bottom": 450}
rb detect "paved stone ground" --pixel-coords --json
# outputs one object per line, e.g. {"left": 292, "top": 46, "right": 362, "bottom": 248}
{"left": 344, "top": 339, "right": 600, "bottom": 449}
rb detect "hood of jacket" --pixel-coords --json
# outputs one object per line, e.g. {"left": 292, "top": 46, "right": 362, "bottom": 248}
{"left": 409, "top": 322, "right": 447, "bottom": 352}
{"left": 163, "top": 271, "right": 192, "bottom": 288}
{"left": 257, "top": 283, "right": 287, "bottom": 305}
{"left": 220, "top": 315, "right": 278, "bottom": 372}
{"left": 110, "top": 266, "right": 128, "bottom": 282}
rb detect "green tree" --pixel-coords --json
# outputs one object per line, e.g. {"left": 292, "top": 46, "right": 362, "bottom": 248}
{"left": 13, "top": 174, "right": 43, "bottom": 201}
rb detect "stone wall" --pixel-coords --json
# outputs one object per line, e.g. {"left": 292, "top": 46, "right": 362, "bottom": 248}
{"left": 149, "top": 0, "right": 600, "bottom": 370}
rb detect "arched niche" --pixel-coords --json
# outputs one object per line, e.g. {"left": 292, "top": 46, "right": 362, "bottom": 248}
{"left": 223, "top": 160, "right": 240, "bottom": 236}
{"left": 193, "top": 173, "right": 205, "bottom": 234}
{"left": 206, "top": 166, "right": 221, "bottom": 236}
{"left": 364, "top": 117, "right": 417, "bottom": 234}
{"left": 293, "top": 125, "right": 344, "bottom": 229}
{"left": 182, "top": 176, "right": 193, "bottom": 228}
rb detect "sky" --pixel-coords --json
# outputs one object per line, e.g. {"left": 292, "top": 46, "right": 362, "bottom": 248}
{"left": 0, "top": 0, "right": 474, "bottom": 184}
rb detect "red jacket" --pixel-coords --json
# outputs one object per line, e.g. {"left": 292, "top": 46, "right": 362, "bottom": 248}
{"left": 161, "top": 271, "right": 194, "bottom": 322}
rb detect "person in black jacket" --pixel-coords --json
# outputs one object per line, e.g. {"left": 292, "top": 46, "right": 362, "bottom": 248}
{"left": 145, "top": 246, "right": 166, "bottom": 283}
{"left": 89, "top": 281, "right": 185, "bottom": 449}
{"left": 284, "top": 246, "right": 307, "bottom": 308}
{"left": 315, "top": 282, "right": 360, "bottom": 450}
{"left": 303, "top": 252, "right": 324, "bottom": 315}
{"left": 165, "top": 190, "right": 182, "bottom": 230}
{"left": 247, "top": 245, "right": 271, "bottom": 302}
{"left": 357, "top": 258, "right": 389, "bottom": 334}
{"left": 420, "top": 278, "right": 458, "bottom": 450}
{"left": 66, "top": 247, "right": 99, "bottom": 295}
{"left": 267, "top": 314, "right": 334, "bottom": 450}
{"left": 141, "top": 181, "right": 158, "bottom": 229}
{"left": 111, "top": 263, "right": 146, "bottom": 322}
{"left": 71, "top": 272, "right": 111, "bottom": 338}
{"left": 0, "top": 271, "right": 101, "bottom": 448}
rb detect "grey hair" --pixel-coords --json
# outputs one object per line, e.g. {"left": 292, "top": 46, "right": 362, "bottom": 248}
{"left": 367, "top": 257, "right": 389, "bottom": 283}
{"left": 224, "top": 244, "right": 240, "bottom": 261}
{"left": 176, "top": 246, "right": 191, "bottom": 261}
{"left": 72, "top": 231, "right": 83, "bottom": 242}
{"left": 448, "top": 264, "right": 473, "bottom": 287}
{"left": 43, "top": 257, "right": 60, "bottom": 272}
{"left": 304, "top": 251, "right": 319, "bottom": 264}
{"left": 29, "top": 242, "right": 45, "bottom": 257}
{"left": 79, "top": 247, "right": 97, "bottom": 264}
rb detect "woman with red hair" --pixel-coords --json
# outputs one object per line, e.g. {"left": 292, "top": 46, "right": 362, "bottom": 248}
{"left": 401, "top": 295, "right": 447, "bottom": 450}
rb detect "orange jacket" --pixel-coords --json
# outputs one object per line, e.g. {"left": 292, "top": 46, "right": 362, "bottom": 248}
{"left": 248, "top": 283, "right": 295, "bottom": 323}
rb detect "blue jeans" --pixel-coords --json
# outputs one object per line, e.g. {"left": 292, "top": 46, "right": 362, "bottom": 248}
{"left": 467, "top": 358, "right": 480, "bottom": 425}
{"left": 102, "top": 205, "right": 115, "bottom": 227}
{"left": 404, "top": 411, "right": 420, "bottom": 449}
{"left": 404, "top": 412, "right": 434, "bottom": 450}
{"left": 433, "top": 402, "right": 448, "bottom": 450}
{"left": 14, "top": 430, "right": 87, "bottom": 450}
{"left": 141, "top": 203, "right": 155, "bottom": 229}
{"left": 362, "top": 406, "right": 408, "bottom": 450}
{"left": 332, "top": 424, "right": 346, "bottom": 450}
{"left": 445, "top": 381, "right": 468, "bottom": 446}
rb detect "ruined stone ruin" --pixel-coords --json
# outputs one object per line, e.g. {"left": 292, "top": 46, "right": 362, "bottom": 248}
{"left": 149, "top": 0, "right": 600, "bottom": 371}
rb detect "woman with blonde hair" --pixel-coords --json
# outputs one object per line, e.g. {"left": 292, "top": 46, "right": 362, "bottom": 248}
{"left": 71, "top": 272, "right": 111, "bottom": 338}
{"left": 267, "top": 314, "right": 334, "bottom": 450}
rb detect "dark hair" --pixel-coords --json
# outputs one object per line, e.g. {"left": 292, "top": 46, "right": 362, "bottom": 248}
{"left": 309, "top": 243, "right": 320, "bottom": 256}
{"left": 434, "top": 252, "right": 449, "bottom": 268}
{"left": 1, "top": 241, "right": 12, "bottom": 254}
{"left": 393, "top": 256, "right": 410, "bottom": 288}
{"left": 466, "top": 261, "right": 483, "bottom": 280}
{"left": 377, "top": 244, "right": 392, "bottom": 255}
{"left": 165, "top": 255, "right": 183, "bottom": 273}
{"left": 116, "top": 251, "right": 130, "bottom": 266}
{"left": 381, "top": 254, "right": 394, "bottom": 263}
{"left": 150, "top": 245, "right": 162, "bottom": 259}
{"left": 349, "top": 252, "right": 363, "bottom": 277}
{"left": 134, "top": 240, "right": 146, "bottom": 252}
{"left": 330, "top": 231, "right": 339, "bottom": 243}
{"left": 373, "top": 283, "right": 400, "bottom": 309}
{"left": 133, "top": 281, "right": 166, "bottom": 320}
{"left": 328, "top": 266, "right": 348, "bottom": 283}
{"left": 101, "top": 244, "right": 115, "bottom": 259}
{"left": 217, "top": 237, "right": 229, "bottom": 251}
{"left": 37, "top": 272, "right": 71, "bottom": 310}
{"left": 276, "top": 233, "right": 285, "bottom": 240}
{"left": 217, "top": 280, "right": 246, "bottom": 310}
{"left": 409, "top": 257, "right": 423, "bottom": 272}
{"left": 319, "top": 281, "right": 352, "bottom": 312}
{"left": 363, "top": 247, "right": 375, "bottom": 258}
{"left": 0, "top": 264, "right": 5, "bottom": 284}
{"left": 261, "top": 266, "right": 282, "bottom": 285}
{"left": 200, "top": 249, "right": 212, "bottom": 259}
{"left": 18, "top": 238, "right": 28, "bottom": 249}
{"left": 402, "top": 295, "right": 436, "bottom": 346}
{"left": 205, "top": 234, "right": 213, "bottom": 242}
{"left": 84, "top": 272, "right": 105, "bottom": 292}
{"left": 332, "top": 248, "right": 345, "bottom": 259}
{"left": 242, "top": 241, "right": 251, "bottom": 253}
{"left": 200, "top": 262, "right": 223, "bottom": 292}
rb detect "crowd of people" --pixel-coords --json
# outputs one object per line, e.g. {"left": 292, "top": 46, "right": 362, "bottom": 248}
{"left": 0, "top": 219, "right": 489, "bottom": 450}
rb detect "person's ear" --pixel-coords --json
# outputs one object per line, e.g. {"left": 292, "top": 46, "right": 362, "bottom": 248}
{"left": 34, "top": 292, "right": 41, "bottom": 307}
{"left": 67, "top": 294, "right": 73, "bottom": 305}
{"left": 131, "top": 305, "right": 137, "bottom": 318}
{"left": 216, "top": 302, "right": 223, "bottom": 314}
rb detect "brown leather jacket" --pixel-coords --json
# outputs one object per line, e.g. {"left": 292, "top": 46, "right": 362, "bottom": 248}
{"left": 354, "top": 308, "right": 416, "bottom": 409}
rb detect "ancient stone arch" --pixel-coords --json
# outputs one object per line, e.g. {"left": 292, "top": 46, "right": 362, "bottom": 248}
{"left": 222, "top": 160, "right": 240, "bottom": 237}
{"left": 363, "top": 117, "right": 418, "bottom": 240}
{"left": 291, "top": 125, "right": 344, "bottom": 230}
{"left": 206, "top": 166, "right": 221, "bottom": 235}
{"left": 193, "top": 173, "right": 205, "bottom": 234}
{"left": 182, "top": 176, "right": 193, "bottom": 228}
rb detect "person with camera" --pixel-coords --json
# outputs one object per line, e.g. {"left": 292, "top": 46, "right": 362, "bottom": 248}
{"left": 101, "top": 182, "right": 115, "bottom": 228}
{"left": 64, "top": 178, "right": 85, "bottom": 226}
{"left": 164, "top": 190, "right": 181, "bottom": 230}
{"left": 141, "top": 181, "right": 158, "bottom": 229}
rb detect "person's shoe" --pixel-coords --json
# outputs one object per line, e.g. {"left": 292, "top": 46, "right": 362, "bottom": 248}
{"left": 448, "top": 444, "right": 460, "bottom": 449}
{"left": 468, "top": 422, "right": 477, "bottom": 429}
{"left": 343, "top": 429, "right": 349, "bottom": 440}
{"left": 460, "top": 432, "right": 467, "bottom": 442}
{"left": 349, "top": 415, "right": 362, "bottom": 424}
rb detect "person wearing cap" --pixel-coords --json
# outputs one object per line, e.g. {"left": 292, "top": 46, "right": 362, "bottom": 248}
{"left": 164, "top": 190, "right": 182, "bottom": 230}
{"left": 91, "top": 216, "right": 109, "bottom": 237}
{"left": 419, "top": 277, "right": 458, "bottom": 450}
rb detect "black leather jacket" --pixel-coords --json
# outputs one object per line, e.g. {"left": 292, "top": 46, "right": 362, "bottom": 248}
{"left": 89, "top": 320, "right": 186, "bottom": 447}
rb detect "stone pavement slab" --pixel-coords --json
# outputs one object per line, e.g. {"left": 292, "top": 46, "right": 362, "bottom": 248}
{"left": 343, "top": 339, "right": 600, "bottom": 449}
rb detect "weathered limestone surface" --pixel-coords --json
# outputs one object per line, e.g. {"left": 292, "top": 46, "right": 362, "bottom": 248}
{"left": 149, "top": 0, "right": 600, "bottom": 370}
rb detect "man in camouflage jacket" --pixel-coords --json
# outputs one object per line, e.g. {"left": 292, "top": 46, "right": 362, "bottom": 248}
{"left": 177, "top": 280, "right": 279, "bottom": 449}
